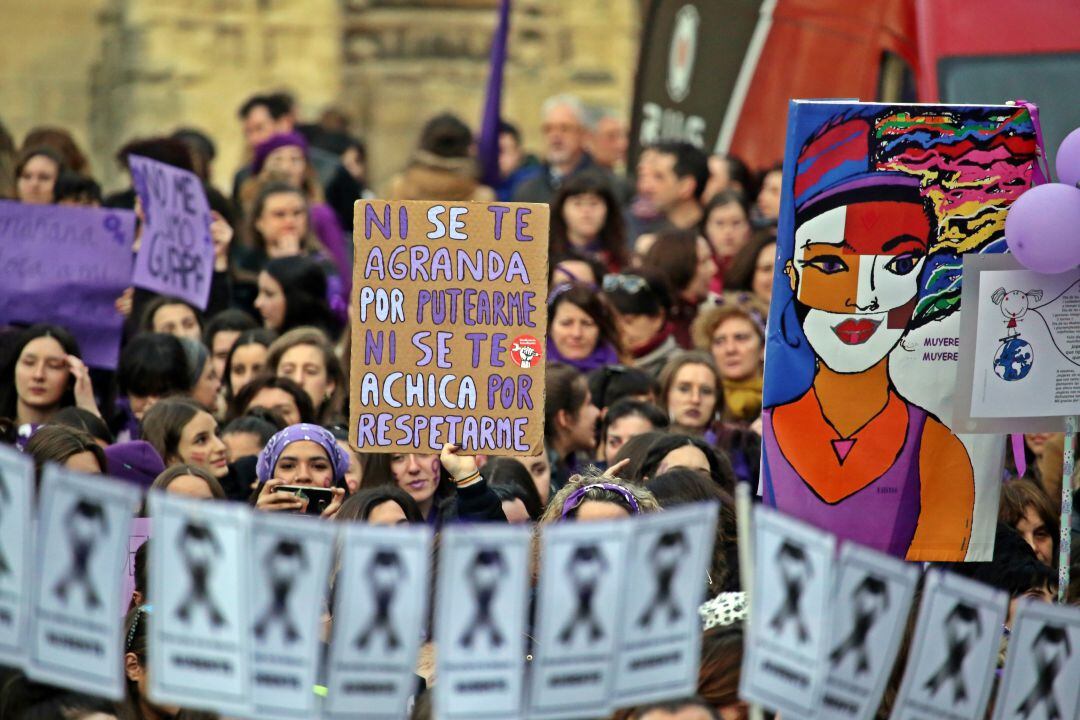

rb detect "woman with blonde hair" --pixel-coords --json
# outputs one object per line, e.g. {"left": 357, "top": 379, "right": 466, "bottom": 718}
{"left": 265, "top": 326, "right": 346, "bottom": 425}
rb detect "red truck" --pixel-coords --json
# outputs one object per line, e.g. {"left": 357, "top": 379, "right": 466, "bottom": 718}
{"left": 630, "top": 0, "right": 1080, "bottom": 173}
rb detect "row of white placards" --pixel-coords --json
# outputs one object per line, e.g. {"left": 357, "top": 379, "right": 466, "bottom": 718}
{"left": 743, "top": 505, "right": 1080, "bottom": 720}
{"left": 0, "top": 445, "right": 717, "bottom": 720}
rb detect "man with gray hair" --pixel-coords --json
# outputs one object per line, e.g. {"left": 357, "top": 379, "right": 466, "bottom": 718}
{"left": 513, "top": 94, "right": 605, "bottom": 204}
{"left": 585, "top": 104, "right": 629, "bottom": 174}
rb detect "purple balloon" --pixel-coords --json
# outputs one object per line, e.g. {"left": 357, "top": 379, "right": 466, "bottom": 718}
{"left": 1056, "top": 127, "right": 1080, "bottom": 188}
{"left": 1005, "top": 183, "right": 1080, "bottom": 273}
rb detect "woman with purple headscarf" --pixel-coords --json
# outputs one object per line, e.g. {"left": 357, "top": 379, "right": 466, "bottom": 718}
{"left": 254, "top": 423, "right": 350, "bottom": 519}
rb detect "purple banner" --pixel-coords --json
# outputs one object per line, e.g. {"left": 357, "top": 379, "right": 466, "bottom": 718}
{"left": 129, "top": 154, "right": 214, "bottom": 309}
{"left": 0, "top": 200, "right": 135, "bottom": 369}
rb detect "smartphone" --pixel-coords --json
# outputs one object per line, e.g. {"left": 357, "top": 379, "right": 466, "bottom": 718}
{"left": 272, "top": 485, "right": 335, "bottom": 515}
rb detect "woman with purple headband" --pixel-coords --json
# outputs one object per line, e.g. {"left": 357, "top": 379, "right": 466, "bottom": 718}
{"left": 539, "top": 472, "right": 661, "bottom": 524}
{"left": 253, "top": 423, "right": 350, "bottom": 519}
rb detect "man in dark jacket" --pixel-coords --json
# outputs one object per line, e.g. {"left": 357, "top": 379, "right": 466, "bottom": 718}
{"left": 512, "top": 95, "right": 608, "bottom": 205}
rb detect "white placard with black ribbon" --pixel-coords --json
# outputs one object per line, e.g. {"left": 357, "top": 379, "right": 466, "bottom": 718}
{"left": 0, "top": 445, "right": 35, "bottom": 668}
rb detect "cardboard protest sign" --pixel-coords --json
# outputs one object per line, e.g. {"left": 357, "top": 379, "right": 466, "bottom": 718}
{"left": 529, "top": 518, "right": 633, "bottom": 719}
{"left": 434, "top": 523, "right": 531, "bottom": 719}
{"left": 0, "top": 199, "right": 135, "bottom": 369}
{"left": 0, "top": 445, "right": 35, "bottom": 668}
{"left": 129, "top": 154, "right": 215, "bottom": 310}
{"left": 890, "top": 569, "right": 1007, "bottom": 720}
{"left": 249, "top": 513, "right": 336, "bottom": 720}
{"left": 761, "top": 102, "right": 1040, "bottom": 561}
{"left": 740, "top": 505, "right": 836, "bottom": 717}
{"left": 349, "top": 200, "right": 548, "bottom": 456}
{"left": 148, "top": 492, "right": 252, "bottom": 716}
{"left": 815, "top": 542, "right": 920, "bottom": 720}
{"left": 325, "top": 522, "right": 434, "bottom": 720}
{"left": 992, "top": 597, "right": 1080, "bottom": 720}
{"left": 120, "top": 518, "right": 151, "bottom": 614}
{"left": 613, "top": 503, "right": 718, "bottom": 707}
{"left": 956, "top": 253, "right": 1080, "bottom": 433}
{"left": 27, "top": 465, "right": 140, "bottom": 699}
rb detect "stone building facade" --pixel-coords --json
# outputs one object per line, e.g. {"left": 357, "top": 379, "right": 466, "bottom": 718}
{"left": 2, "top": 0, "right": 638, "bottom": 192}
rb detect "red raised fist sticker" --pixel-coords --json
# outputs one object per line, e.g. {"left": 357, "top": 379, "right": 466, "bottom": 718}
{"left": 509, "top": 335, "right": 543, "bottom": 369}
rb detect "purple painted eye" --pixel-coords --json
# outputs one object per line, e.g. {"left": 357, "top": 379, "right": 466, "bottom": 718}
{"left": 885, "top": 253, "right": 922, "bottom": 275}
{"left": 807, "top": 255, "right": 848, "bottom": 274}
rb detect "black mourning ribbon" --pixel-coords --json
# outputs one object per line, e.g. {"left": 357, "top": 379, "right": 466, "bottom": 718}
{"left": 254, "top": 539, "right": 306, "bottom": 643}
{"left": 769, "top": 540, "right": 812, "bottom": 643}
{"left": 176, "top": 521, "right": 227, "bottom": 627}
{"left": 53, "top": 499, "right": 107, "bottom": 609}
{"left": 1016, "top": 624, "right": 1071, "bottom": 720}
{"left": 460, "top": 548, "right": 505, "bottom": 649}
{"left": 638, "top": 531, "right": 687, "bottom": 628}
{"left": 829, "top": 575, "right": 889, "bottom": 674}
{"left": 923, "top": 603, "right": 981, "bottom": 703}
{"left": 356, "top": 549, "right": 404, "bottom": 651}
{"left": 558, "top": 544, "right": 607, "bottom": 644}
{"left": 0, "top": 474, "right": 10, "bottom": 577}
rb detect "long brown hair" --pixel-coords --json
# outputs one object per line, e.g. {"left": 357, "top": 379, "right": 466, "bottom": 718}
{"left": 550, "top": 171, "right": 629, "bottom": 269}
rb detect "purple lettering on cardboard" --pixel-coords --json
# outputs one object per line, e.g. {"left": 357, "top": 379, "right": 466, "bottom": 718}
{"left": 465, "top": 332, "right": 486, "bottom": 369}
{"left": 0, "top": 200, "right": 135, "bottom": 369}
{"left": 488, "top": 205, "right": 510, "bottom": 241}
{"left": 436, "top": 331, "right": 453, "bottom": 369}
{"left": 515, "top": 207, "right": 533, "bottom": 241}
{"left": 412, "top": 331, "right": 433, "bottom": 367}
{"left": 490, "top": 333, "right": 507, "bottom": 367}
{"left": 129, "top": 155, "right": 214, "bottom": 309}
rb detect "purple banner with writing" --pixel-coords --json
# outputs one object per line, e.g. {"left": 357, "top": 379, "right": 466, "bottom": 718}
{"left": 129, "top": 154, "right": 214, "bottom": 309}
{"left": 0, "top": 200, "right": 135, "bottom": 369}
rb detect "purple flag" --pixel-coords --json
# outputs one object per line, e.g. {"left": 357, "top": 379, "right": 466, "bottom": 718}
{"left": 129, "top": 154, "right": 215, "bottom": 310}
{"left": 0, "top": 200, "right": 135, "bottom": 369}
{"left": 478, "top": 0, "right": 512, "bottom": 188}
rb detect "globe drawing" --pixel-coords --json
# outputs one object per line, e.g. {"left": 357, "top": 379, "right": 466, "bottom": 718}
{"left": 993, "top": 337, "right": 1033, "bottom": 381}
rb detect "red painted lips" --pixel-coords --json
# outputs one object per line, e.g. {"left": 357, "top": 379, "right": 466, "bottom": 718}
{"left": 832, "top": 318, "right": 881, "bottom": 345}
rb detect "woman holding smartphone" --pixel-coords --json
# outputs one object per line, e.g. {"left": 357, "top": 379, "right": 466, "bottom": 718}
{"left": 254, "top": 423, "right": 350, "bottom": 519}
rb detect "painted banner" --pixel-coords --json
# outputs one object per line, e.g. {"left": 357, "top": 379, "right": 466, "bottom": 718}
{"left": 761, "top": 101, "right": 1039, "bottom": 561}
{"left": 890, "top": 569, "right": 1006, "bottom": 720}
{"left": 434, "top": 523, "right": 531, "bottom": 719}
{"left": 129, "top": 154, "right": 215, "bottom": 309}
{"left": 349, "top": 200, "right": 548, "bottom": 456}
{"left": 325, "top": 522, "right": 433, "bottom": 720}
{"left": 148, "top": 492, "right": 253, "bottom": 716}
{"left": 0, "top": 199, "right": 135, "bottom": 369}
{"left": 250, "top": 512, "right": 336, "bottom": 720}
{"left": 27, "top": 465, "right": 140, "bottom": 699}
{"left": 529, "top": 518, "right": 633, "bottom": 719}
{"left": 0, "top": 445, "right": 35, "bottom": 668}
{"left": 740, "top": 504, "right": 836, "bottom": 717}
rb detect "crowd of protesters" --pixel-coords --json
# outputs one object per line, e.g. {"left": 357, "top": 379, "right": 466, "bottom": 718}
{"left": 0, "top": 88, "right": 1077, "bottom": 720}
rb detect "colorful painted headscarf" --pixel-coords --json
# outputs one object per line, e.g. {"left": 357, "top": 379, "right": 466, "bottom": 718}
{"left": 256, "top": 423, "right": 350, "bottom": 484}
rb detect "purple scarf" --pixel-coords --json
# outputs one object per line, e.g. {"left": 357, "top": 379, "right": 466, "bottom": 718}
{"left": 256, "top": 423, "right": 351, "bottom": 484}
{"left": 545, "top": 337, "right": 620, "bottom": 374}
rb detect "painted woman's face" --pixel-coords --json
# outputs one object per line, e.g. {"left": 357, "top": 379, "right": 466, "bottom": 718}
{"left": 788, "top": 201, "right": 929, "bottom": 373}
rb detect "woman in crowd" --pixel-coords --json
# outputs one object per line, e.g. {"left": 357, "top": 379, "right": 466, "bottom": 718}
{"left": 150, "top": 464, "right": 227, "bottom": 500}
{"left": 121, "top": 605, "right": 219, "bottom": 719}
{"left": 588, "top": 365, "right": 658, "bottom": 410}
{"left": 253, "top": 423, "right": 349, "bottom": 519}
{"left": 227, "top": 374, "right": 314, "bottom": 427}
{"left": 724, "top": 234, "right": 776, "bottom": 308}
{"left": 265, "top": 327, "right": 345, "bottom": 425}
{"left": 26, "top": 424, "right": 106, "bottom": 476}
{"left": 549, "top": 252, "right": 606, "bottom": 289}
{"left": 221, "top": 413, "right": 279, "bottom": 462}
{"left": 998, "top": 478, "right": 1059, "bottom": 566}
{"left": 753, "top": 162, "right": 783, "bottom": 226}
{"left": 481, "top": 457, "right": 544, "bottom": 522}
{"left": 642, "top": 229, "right": 717, "bottom": 347}
{"left": 700, "top": 191, "right": 754, "bottom": 294}
{"left": 245, "top": 134, "right": 348, "bottom": 278}
{"left": 140, "top": 297, "right": 204, "bottom": 341}
{"left": 546, "top": 284, "right": 621, "bottom": 373}
{"left": 330, "top": 425, "right": 363, "bottom": 493}
{"left": 639, "top": 434, "right": 735, "bottom": 494}
{"left": 222, "top": 328, "right": 277, "bottom": 403}
{"left": 14, "top": 146, "right": 64, "bottom": 204}
{"left": 178, "top": 338, "right": 221, "bottom": 413}
{"left": 602, "top": 270, "right": 680, "bottom": 377}
{"left": 544, "top": 363, "right": 602, "bottom": 494}
{"left": 141, "top": 398, "right": 229, "bottom": 483}
{"left": 692, "top": 297, "right": 767, "bottom": 425}
{"left": 203, "top": 309, "right": 257, "bottom": 383}
{"left": 114, "top": 333, "right": 193, "bottom": 438}
{"left": 386, "top": 113, "right": 494, "bottom": 202}
{"left": 255, "top": 255, "right": 342, "bottom": 340}
{"left": 549, "top": 171, "right": 629, "bottom": 273}
{"left": 599, "top": 399, "right": 669, "bottom": 468}
{"left": 539, "top": 473, "right": 660, "bottom": 523}
{"left": 658, "top": 351, "right": 722, "bottom": 435}
{"left": 336, "top": 485, "right": 425, "bottom": 525}
{"left": 0, "top": 324, "right": 98, "bottom": 434}
{"left": 360, "top": 444, "right": 506, "bottom": 525}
